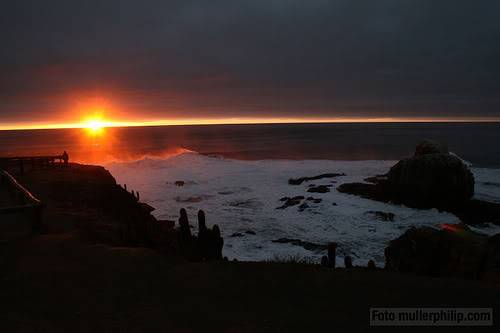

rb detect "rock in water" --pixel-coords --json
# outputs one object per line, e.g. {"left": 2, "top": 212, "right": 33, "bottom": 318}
{"left": 306, "top": 197, "right": 322, "bottom": 204}
{"left": 365, "top": 211, "right": 395, "bottom": 222}
{"left": 276, "top": 196, "right": 305, "bottom": 209}
{"left": 386, "top": 141, "right": 474, "bottom": 209}
{"left": 288, "top": 173, "right": 345, "bottom": 185}
{"left": 337, "top": 141, "right": 500, "bottom": 225}
{"left": 307, "top": 185, "right": 330, "bottom": 193}
{"left": 414, "top": 140, "right": 448, "bottom": 156}
{"left": 298, "top": 203, "right": 310, "bottom": 212}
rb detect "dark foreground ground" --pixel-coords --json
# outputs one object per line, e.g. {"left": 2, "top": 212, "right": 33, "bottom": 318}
{"left": 1, "top": 164, "right": 499, "bottom": 332}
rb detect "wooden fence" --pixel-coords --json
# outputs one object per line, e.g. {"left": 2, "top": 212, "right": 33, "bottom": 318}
{"left": 0, "top": 170, "right": 44, "bottom": 233}
{"left": 0, "top": 153, "right": 68, "bottom": 175}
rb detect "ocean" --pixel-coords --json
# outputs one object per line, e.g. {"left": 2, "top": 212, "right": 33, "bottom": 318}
{"left": 1, "top": 122, "right": 500, "bottom": 166}
{"left": 2, "top": 122, "right": 500, "bottom": 264}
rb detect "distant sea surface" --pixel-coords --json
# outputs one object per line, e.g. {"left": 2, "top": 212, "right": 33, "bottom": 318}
{"left": 1, "top": 122, "right": 500, "bottom": 167}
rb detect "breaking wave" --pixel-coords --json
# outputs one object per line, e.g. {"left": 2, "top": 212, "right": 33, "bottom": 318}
{"left": 106, "top": 152, "right": 500, "bottom": 265}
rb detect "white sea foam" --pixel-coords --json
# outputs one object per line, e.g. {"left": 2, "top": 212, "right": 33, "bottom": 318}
{"left": 472, "top": 168, "right": 500, "bottom": 203}
{"left": 106, "top": 152, "right": 500, "bottom": 266}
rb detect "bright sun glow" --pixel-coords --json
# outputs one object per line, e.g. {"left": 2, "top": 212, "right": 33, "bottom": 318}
{"left": 84, "top": 118, "right": 106, "bottom": 135}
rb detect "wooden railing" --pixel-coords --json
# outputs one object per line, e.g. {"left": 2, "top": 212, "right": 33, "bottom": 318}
{"left": 0, "top": 170, "right": 44, "bottom": 232}
{"left": 0, "top": 152, "right": 68, "bottom": 175}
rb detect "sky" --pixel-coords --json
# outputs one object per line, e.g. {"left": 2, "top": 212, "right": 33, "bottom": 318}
{"left": 1, "top": 0, "right": 500, "bottom": 129}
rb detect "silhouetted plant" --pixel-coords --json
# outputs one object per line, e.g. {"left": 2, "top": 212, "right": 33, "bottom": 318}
{"left": 178, "top": 208, "right": 192, "bottom": 242}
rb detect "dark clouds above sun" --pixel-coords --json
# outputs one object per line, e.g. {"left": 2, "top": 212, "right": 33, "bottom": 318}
{"left": 1, "top": 0, "right": 500, "bottom": 126}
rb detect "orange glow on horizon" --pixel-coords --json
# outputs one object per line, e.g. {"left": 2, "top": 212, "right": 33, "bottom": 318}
{"left": 1, "top": 116, "right": 500, "bottom": 131}
{"left": 84, "top": 120, "right": 105, "bottom": 134}
{"left": 81, "top": 111, "right": 109, "bottom": 136}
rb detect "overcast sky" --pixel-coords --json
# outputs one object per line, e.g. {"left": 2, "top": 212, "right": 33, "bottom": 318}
{"left": 1, "top": 0, "right": 499, "bottom": 126}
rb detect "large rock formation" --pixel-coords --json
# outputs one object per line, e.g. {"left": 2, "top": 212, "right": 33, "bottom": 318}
{"left": 414, "top": 140, "right": 448, "bottom": 156}
{"left": 386, "top": 141, "right": 475, "bottom": 209}
{"left": 384, "top": 225, "right": 490, "bottom": 279}
{"left": 338, "top": 141, "right": 500, "bottom": 225}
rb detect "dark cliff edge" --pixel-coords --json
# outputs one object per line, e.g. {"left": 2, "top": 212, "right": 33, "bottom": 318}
{"left": 9, "top": 163, "right": 222, "bottom": 261}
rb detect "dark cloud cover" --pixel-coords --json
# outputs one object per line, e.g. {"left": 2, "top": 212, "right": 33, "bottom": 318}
{"left": 1, "top": 0, "right": 500, "bottom": 124}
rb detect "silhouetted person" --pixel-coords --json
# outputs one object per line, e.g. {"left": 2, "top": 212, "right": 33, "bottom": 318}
{"left": 62, "top": 151, "right": 69, "bottom": 165}
{"left": 367, "top": 260, "right": 376, "bottom": 270}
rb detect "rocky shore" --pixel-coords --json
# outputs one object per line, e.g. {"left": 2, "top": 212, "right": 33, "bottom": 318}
{"left": 1, "top": 157, "right": 500, "bottom": 331}
{"left": 385, "top": 224, "right": 500, "bottom": 280}
{"left": 335, "top": 141, "right": 500, "bottom": 280}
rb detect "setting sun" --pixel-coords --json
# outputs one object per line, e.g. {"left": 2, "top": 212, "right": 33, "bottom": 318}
{"left": 84, "top": 118, "right": 106, "bottom": 135}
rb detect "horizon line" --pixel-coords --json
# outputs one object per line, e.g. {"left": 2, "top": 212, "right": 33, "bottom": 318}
{"left": 1, "top": 117, "right": 500, "bottom": 131}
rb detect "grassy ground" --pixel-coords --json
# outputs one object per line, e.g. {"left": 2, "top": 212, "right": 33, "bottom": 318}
{"left": 1, "top": 164, "right": 499, "bottom": 332}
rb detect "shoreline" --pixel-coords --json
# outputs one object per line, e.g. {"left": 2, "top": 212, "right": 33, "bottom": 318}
{"left": 107, "top": 154, "right": 500, "bottom": 264}
{"left": 1, "top": 162, "right": 500, "bottom": 330}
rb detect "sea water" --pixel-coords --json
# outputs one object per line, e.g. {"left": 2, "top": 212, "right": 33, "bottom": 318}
{"left": 2, "top": 123, "right": 500, "bottom": 264}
